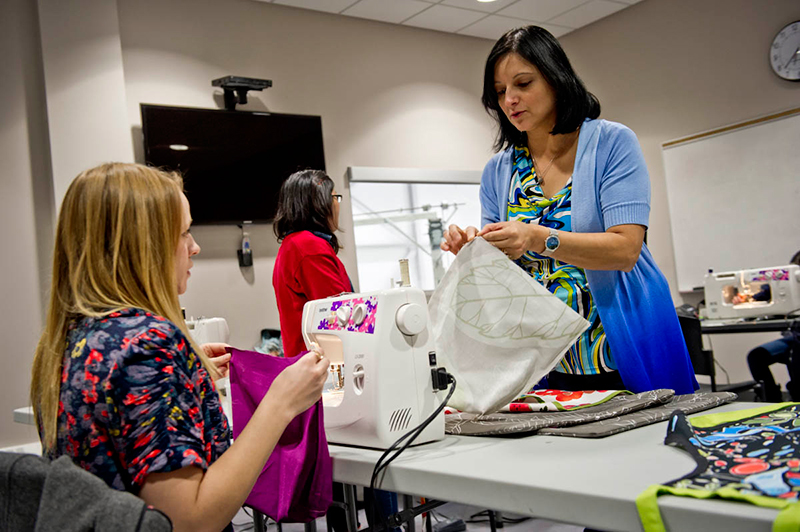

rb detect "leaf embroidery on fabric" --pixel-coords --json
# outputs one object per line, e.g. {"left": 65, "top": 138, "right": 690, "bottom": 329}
{"left": 454, "top": 258, "right": 587, "bottom": 340}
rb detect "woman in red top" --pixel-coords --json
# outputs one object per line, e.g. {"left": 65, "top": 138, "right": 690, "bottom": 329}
{"left": 272, "top": 169, "right": 352, "bottom": 358}
{"left": 272, "top": 170, "right": 399, "bottom": 531}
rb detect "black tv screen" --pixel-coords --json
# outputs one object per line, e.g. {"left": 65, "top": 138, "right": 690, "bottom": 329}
{"left": 141, "top": 104, "right": 325, "bottom": 224}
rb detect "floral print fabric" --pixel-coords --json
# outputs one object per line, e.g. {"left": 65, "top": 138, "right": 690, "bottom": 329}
{"left": 665, "top": 405, "right": 800, "bottom": 498}
{"left": 502, "top": 389, "right": 631, "bottom": 412}
{"left": 47, "top": 308, "right": 231, "bottom": 493}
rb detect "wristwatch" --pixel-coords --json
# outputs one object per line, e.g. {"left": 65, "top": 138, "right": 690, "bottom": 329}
{"left": 541, "top": 228, "right": 560, "bottom": 256}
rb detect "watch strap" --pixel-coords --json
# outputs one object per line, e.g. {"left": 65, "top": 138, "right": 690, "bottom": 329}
{"left": 541, "top": 227, "right": 560, "bottom": 256}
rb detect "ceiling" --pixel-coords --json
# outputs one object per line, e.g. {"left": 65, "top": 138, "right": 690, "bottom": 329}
{"left": 256, "top": 0, "right": 643, "bottom": 41}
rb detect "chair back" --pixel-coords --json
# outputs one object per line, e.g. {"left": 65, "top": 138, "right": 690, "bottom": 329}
{"left": 677, "top": 315, "right": 715, "bottom": 378}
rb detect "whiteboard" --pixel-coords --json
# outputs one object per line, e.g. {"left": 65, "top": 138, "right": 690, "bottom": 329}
{"left": 662, "top": 109, "right": 800, "bottom": 292}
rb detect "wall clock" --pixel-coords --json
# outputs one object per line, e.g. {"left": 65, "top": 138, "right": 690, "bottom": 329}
{"left": 770, "top": 21, "right": 800, "bottom": 81}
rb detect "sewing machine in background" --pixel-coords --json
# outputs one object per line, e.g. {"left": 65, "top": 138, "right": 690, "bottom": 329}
{"left": 186, "top": 316, "right": 232, "bottom": 421}
{"left": 704, "top": 265, "right": 800, "bottom": 320}
{"left": 302, "top": 282, "right": 446, "bottom": 449}
{"left": 186, "top": 316, "right": 230, "bottom": 345}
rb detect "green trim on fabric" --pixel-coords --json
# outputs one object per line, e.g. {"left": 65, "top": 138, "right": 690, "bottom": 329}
{"left": 688, "top": 403, "right": 797, "bottom": 428}
{"left": 635, "top": 485, "right": 667, "bottom": 532}
{"left": 775, "top": 501, "right": 800, "bottom": 532}
{"left": 637, "top": 483, "right": 800, "bottom": 532}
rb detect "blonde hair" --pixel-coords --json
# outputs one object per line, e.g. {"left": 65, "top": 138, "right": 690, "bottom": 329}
{"left": 31, "top": 162, "right": 218, "bottom": 451}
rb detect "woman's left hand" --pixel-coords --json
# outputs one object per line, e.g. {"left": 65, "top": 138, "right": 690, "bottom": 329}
{"left": 478, "top": 221, "right": 545, "bottom": 260}
{"left": 202, "top": 342, "right": 232, "bottom": 378}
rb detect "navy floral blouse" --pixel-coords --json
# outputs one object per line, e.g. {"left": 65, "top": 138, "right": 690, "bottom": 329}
{"left": 47, "top": 308, "right": 231, "bottom": 493}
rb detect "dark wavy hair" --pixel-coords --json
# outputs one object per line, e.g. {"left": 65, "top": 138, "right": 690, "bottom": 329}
{"left": 482, "top": 25, "right": 601, "bottom": 152}
{"left": 273, "top": 169, "right": 340, "bottom": 253}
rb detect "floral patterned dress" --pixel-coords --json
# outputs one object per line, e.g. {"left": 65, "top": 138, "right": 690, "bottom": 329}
{"left": 507, "top": 145, "right": 614, "bottom": 375}
{"left": 46, "top": 308, "right": 231, "bottom": 493}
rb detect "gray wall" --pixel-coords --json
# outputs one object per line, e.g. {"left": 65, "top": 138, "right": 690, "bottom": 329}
{"left": 1, "top": 0, "right": 54, "bottom": 447}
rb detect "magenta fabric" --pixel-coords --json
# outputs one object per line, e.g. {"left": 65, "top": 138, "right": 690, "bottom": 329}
{"left": 229, "top": 348, "right": 332, "bottom": 523}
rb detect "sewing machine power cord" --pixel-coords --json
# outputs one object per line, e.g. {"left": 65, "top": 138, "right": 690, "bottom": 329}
{"left": 367, "top": 372, "right": 457, "bottom": 531}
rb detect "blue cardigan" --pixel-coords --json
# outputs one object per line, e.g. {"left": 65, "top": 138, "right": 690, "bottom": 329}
{"left": 480, "top": 119, "right": 698, "bottom": 394}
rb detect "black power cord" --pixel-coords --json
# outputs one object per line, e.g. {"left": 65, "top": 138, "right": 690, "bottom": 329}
{"left": 366, "top": 373, "right": 457, "bottom": 532}
{"left": 466, "top": 509, "right": 530, "bottom": 525}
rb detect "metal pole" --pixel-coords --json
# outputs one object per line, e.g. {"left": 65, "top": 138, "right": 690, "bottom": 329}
{"left": 402, "top": 495, "right": 415, "bottom": 532}
{"left": 253, "top": 509, "right": 266, "bottom": 532}
{"left": 343, "top": 483, "right": 359, "bottom": 532}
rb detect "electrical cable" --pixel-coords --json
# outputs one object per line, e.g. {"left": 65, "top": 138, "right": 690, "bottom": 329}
{"left": 370, "top": 375, "right": 456, "bottom": 489}
{"left": 465, "top": 509, "right": 530, "bottom": 525}
{"left": 366, "top": 374, "right": 457, "bottom": 532}
{"left": 705, "top": 336, "right": 731, "bottom": 385}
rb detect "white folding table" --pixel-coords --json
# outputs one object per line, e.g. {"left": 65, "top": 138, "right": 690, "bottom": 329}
{"left": 329, "top": 402, "right": 779, "bottom": 531}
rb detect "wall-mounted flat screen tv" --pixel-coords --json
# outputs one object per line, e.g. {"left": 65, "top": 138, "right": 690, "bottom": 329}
{"left": 141, "top": 104, "right": 325, "bottom": 224}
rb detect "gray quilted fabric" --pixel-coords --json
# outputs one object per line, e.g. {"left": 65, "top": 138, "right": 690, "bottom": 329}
{"left": 445, "top": 389, "right": 674, "bottom": 436}
{"left": 539, "top": 392, "right": 737, "bottom": 438}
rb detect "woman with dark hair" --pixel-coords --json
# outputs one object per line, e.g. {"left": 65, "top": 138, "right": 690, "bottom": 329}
{"left": 273, "top": 169, "right": 351, "bottom": 359}
{"left": 272, "top": 170, "right": 399, "bottom": 531}
{"left": 442, "top": 26, "right": 697, "bottom": 395}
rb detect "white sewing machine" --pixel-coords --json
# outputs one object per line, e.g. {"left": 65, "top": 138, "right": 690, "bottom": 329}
{"left": 186, "top": 316, "right": 232, "bottom": 422}
{"left": 186, "top": 316, "right": 230, "bottom": 345}
{"left": 302, "top": 286, "right": 445, "bottom": 449}
{"left": 704, "top": 265, "right": 800, "bottom": 319}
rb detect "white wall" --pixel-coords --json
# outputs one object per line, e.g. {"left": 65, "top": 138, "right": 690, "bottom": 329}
{"left": 116, "top": 0, "right": 496, "bottom": 349}
{"left": 0, "top": 0, "right": 54, "bottom": 447}
{"left": 37, "top": 0, "right": 134, "bottom": 205}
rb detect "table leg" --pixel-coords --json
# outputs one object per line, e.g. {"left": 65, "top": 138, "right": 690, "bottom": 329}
{"left": 403, "top": 495, "right": 415, "bottom": 532}
{"left": 253, "top": 510, "right": 266, "bottom": 532}
{"left": 488, "top": 510, "right": 504, "bottom": 531}
{"left": 343, "top": 483, "right": 359, "bottom": 531}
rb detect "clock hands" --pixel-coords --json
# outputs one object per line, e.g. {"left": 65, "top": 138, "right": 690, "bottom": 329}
{"left": 783, "top": 45, "right": 800, "bottom": 70}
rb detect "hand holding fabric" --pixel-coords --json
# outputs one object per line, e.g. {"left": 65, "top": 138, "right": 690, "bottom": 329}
{"left": 229, "top": 348, "right": 333, "bottom": 522}
{"left": 479, "top": 220, "right": 546, "bottom": 259}
{"left": 202, "top": 342, "right": 232, "bottom": 378}
{"left": 429, "top": 237, "right": 590, "bottom": 414}
{"left": 441, "top": 224, "right": 479, "bottom": 255}
{"left": 266, "top": 351, "right": 329, "bottom": 418}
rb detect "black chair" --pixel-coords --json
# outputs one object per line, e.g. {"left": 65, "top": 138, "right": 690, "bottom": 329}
{"left": 677, "top": 314, "right": 765, "bottom": 400}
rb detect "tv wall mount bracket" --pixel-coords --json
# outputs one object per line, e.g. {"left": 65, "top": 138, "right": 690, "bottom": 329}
{"left": 212, "top": 76, "right": 272, "bottom": 111}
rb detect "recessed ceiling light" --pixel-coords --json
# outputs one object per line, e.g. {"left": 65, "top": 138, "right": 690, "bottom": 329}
{"left": 169, "top": 144, "right": 189, "bottom": 151}
{"left": 477, "top": 0, "right": 498, "bottom": 3}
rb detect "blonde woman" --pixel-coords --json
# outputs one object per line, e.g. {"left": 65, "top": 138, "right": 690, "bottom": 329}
{"left": 30, "top": 163, "right": 328, "bottom": 532}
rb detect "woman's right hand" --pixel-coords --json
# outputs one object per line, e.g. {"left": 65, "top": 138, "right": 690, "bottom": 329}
{"left": 265, "top": 351, "right": 329, "bottom": 419}
{"left": 440, "top": 224, "right": 479, "bottom": 255}
{"left": 140, "top": 349, "right": 329, "bottom": 532}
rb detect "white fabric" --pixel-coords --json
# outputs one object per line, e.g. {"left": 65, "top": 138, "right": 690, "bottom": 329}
{"left": 429, "top": 237, "right": 589, "bottom": 414}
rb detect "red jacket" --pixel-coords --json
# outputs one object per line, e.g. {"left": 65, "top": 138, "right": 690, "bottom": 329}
{"left": 272, "top": 231, "right": 352, "bottom": 357}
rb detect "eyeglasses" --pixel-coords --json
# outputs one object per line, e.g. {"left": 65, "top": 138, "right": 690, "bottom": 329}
{"left": 332, "top": 194, "right": 343, "bottom": 203}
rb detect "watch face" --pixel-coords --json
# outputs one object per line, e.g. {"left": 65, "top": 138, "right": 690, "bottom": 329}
{"left": 770, "top": 21, "right": 800, "bottom": 81}
{"left": 545, "top": 235, "right": 559, "bottom": 250}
